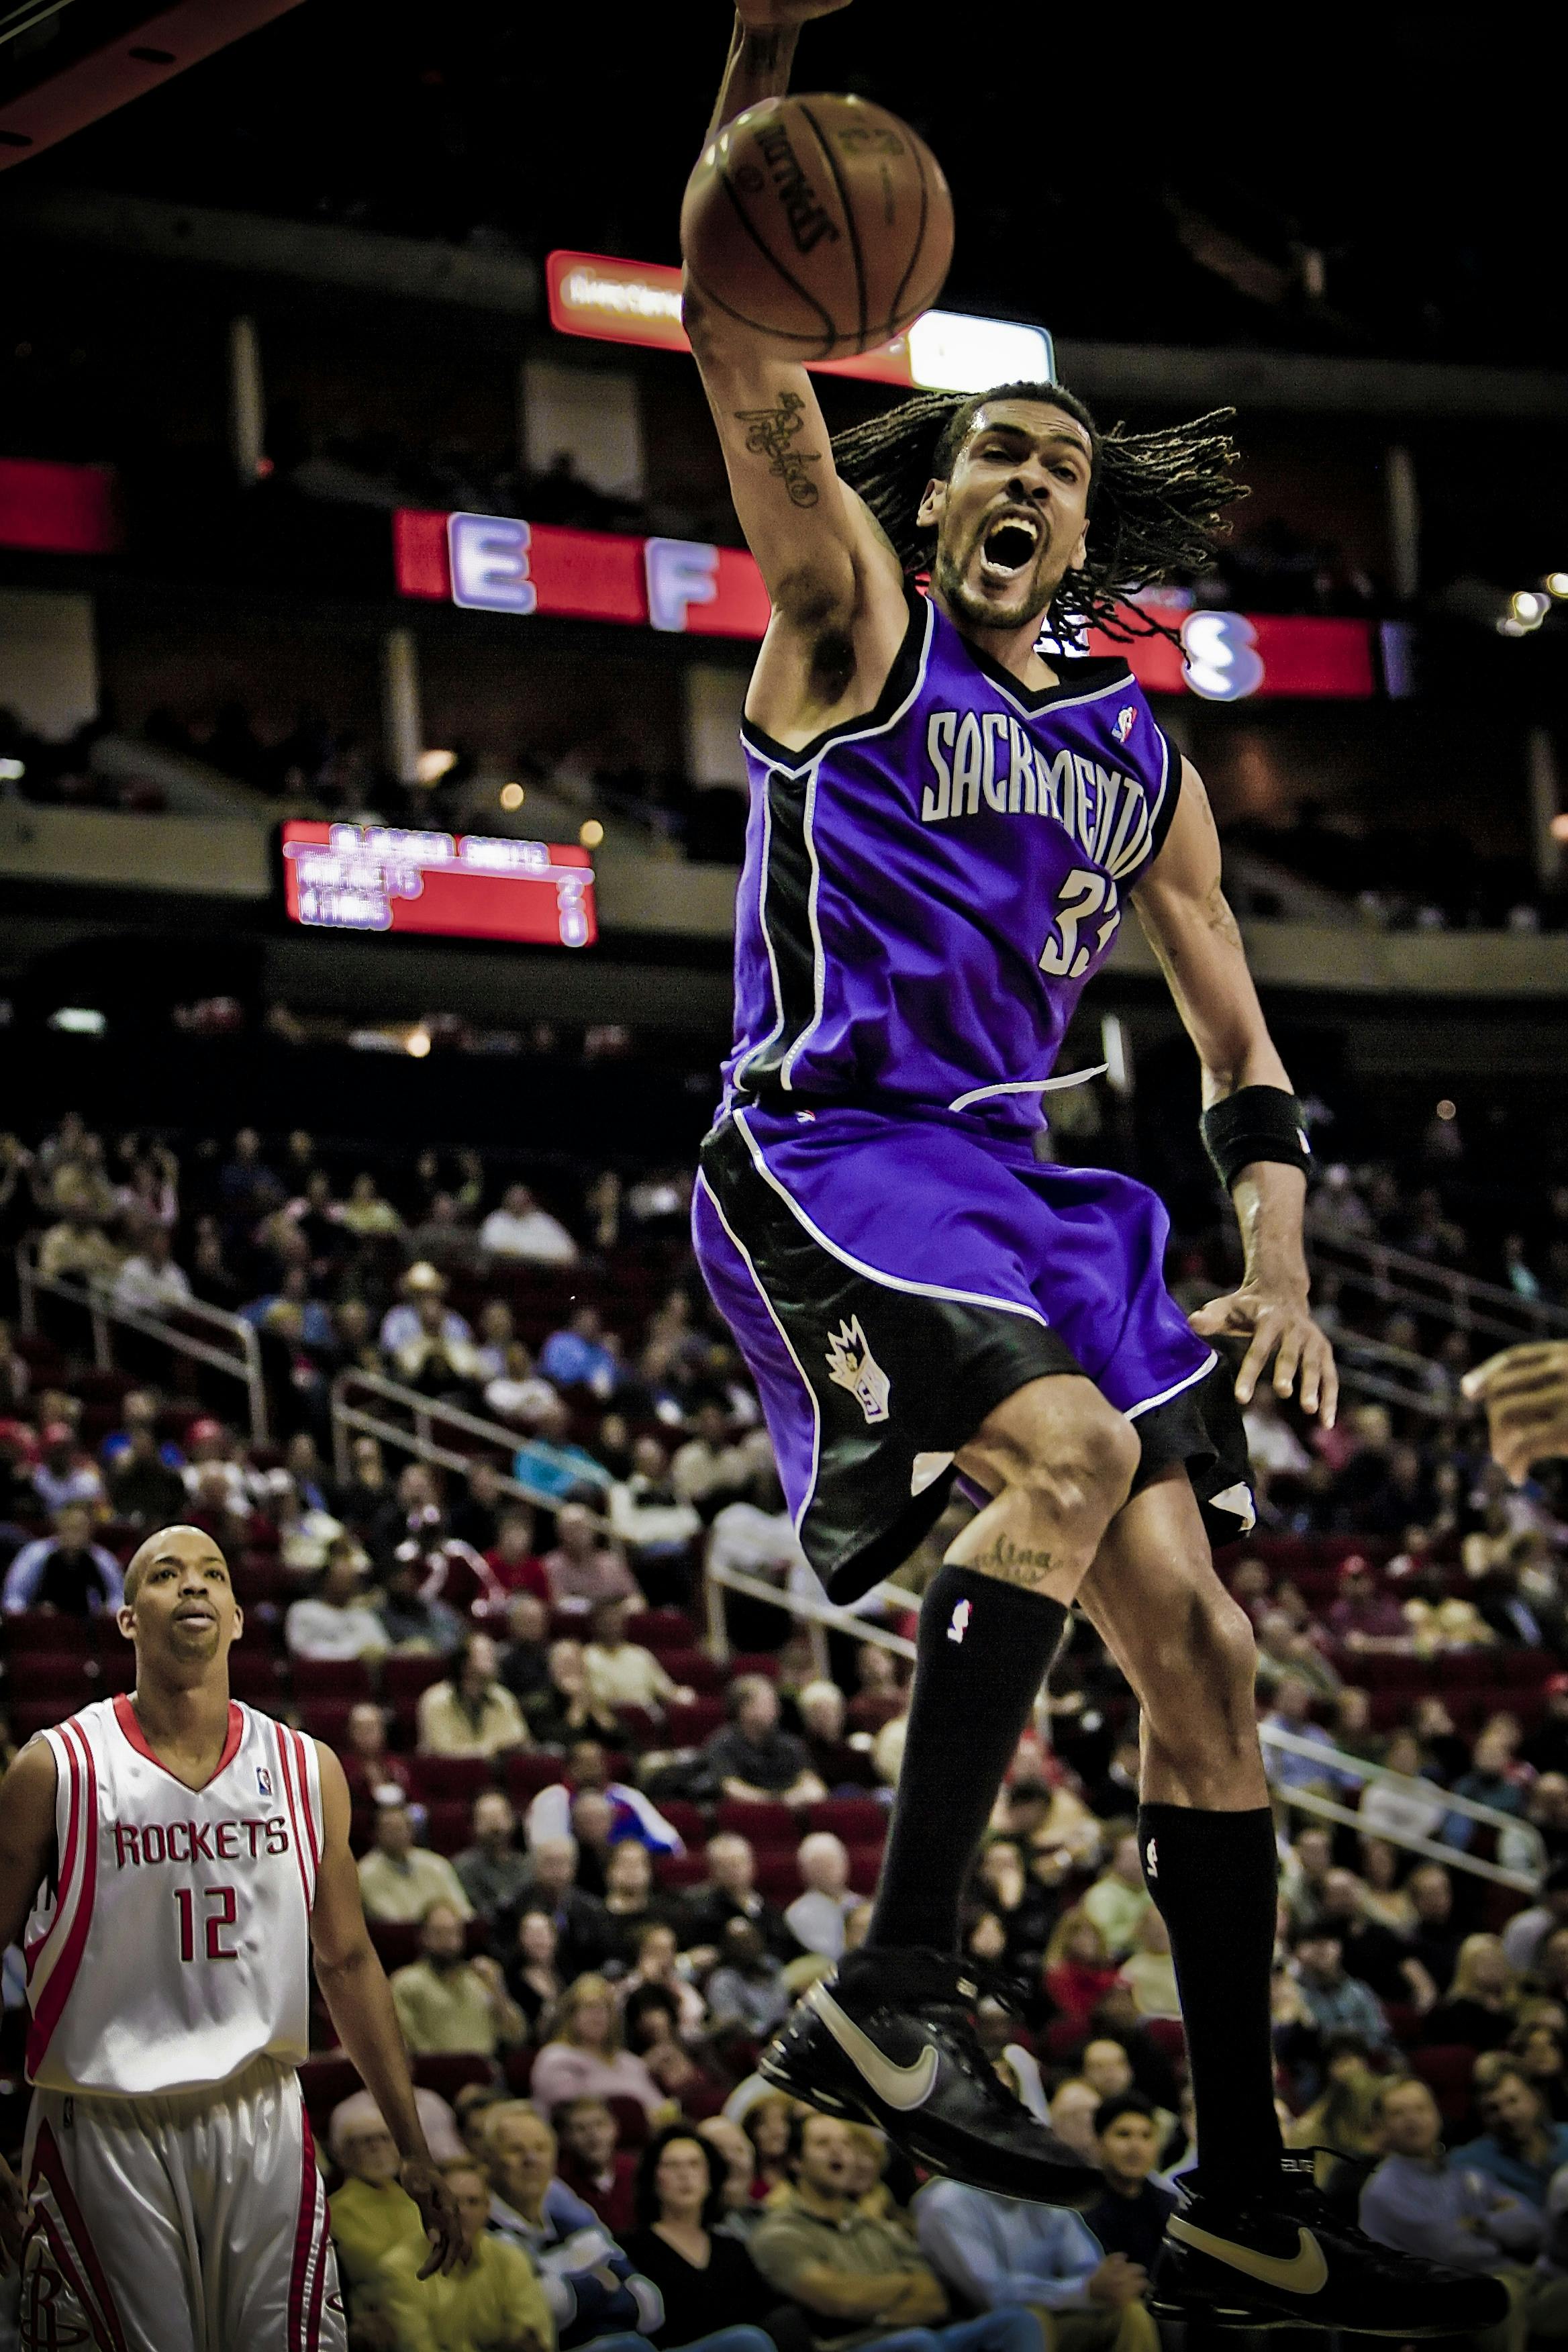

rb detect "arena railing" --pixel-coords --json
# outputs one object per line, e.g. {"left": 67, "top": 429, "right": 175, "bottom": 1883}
{"left": 15, "top": 1242, "right": 269, "bottom": 1444}
{"left": 1261, "top": 1722, "right": 1544, "bottom": 1891}
{"left": 328, "top": 1367, "right": 611, "bottom": 1528}
{"left": 1306, "top": 1216, "right": 1568, "bottom": 1351}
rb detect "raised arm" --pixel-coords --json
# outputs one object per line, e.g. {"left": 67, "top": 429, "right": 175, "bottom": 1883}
{"left": 0, "top": 1739, "right": 56, "bottom": 2267}
{"left": 307, "top": 1742, "right": 460, "bottom": 2275}
{"left": 684, "top": 3, "right": 909, "bottom": 746}
{"left": 1132, "top": 758, "right": 1336, "bottom": 1426}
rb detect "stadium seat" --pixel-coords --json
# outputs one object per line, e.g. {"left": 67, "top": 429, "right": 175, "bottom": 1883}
{"left": 504, "top": 2045, "right": 536, "bottom": 2096}
{"left": 2, "top": 1613, "right": 94, "bottom": 1656}
{"left": 846, "top": 1843, "right": 885, "bottom": 1894}
{"left": 626, "top": 1609, "right": 696, "bottom": 1651}
{"left": 424, "top": 1802, "right": 471, "bottom": 1855}
{"left": 657, "top": 1649, "right": 724, "bottom": 1694}
{"left": 298, "top": 2056, "right": 362, "bottom": 2135}
{"left": 7, "top": 1698, "right": 75, "bottom": 1741}
{"left": 504, "top": 1751, "right": 569, "bottom": 1802}
{"left": 726, "top": 1653, "right": 781, "bottom": 1680}
{"left": 229, "top": 1653, "right": 288, "bottom": 1702}
{"left": 655, "top": 1799, "right": 707, "bottom": 1849}
{"left": 234, "top": 1554, "right": 291, "bottom": 1610}
{"left": 1142, "top": 2017, "right": 1187, "bottom": 2065}
{"left": 413, "top": 2053, "right": 495, "bottom": 2103}
{"left": 368, "top": 1922, "right": 422, "bottom": 1972}
{"left": 807, "top": 1799, "right": 887, "bottom": 1842}
{"left": 654, "top": 1853, "right": 709, "bottom": 1891}
{"left": 664, "top": 1700, "right": 724, "bottom": 1746}
{"left": 604, "top": 2096, "right": 650, "bottom": 2149}
{"left": 1412, "top": 2043, "right": 1476, "bottom": 2126}
{"left": 383, "top": 1653, "right": 448, "bottom": 1704}
{"left": 755, "top": 1853, "right": 801, "bottom": 1901}
{"left": 10, "top": 1653, "right": 97, "bottom": 1702}
{"left": 409, "top": 1756, "right": 496, "bottom": 1804}
{"left": 299, "top": 1702, "right": 356, "bottom": 1749}
{"left": 291, "top": 1657, "right": 374, "bottom": 1701}
{"left": 715, "top": 1800, "right": 797, "bottom": 1848}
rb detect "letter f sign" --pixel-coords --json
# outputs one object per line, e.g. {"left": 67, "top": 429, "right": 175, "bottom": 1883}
{"left": 646, "top": 537, "right": 720, "bottom": 633}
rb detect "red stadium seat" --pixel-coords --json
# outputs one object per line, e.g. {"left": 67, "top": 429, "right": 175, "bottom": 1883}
{"left": 1142, "top": 2017, "right": 1187, "bottom": 2065}
{"left": 807, "top": 1799, "right": 888, "bottom": 1842}
{"left": 229, "top": 1653, "right": 288, "bottom": 1702}
{"left": 235, "top": 1553, "right": 291, "bottom": 1610}
{"left": 2, "top": 1614, "right": 94, "bottom": 1656}
{"left": 299, "top": 1702, "right": 356, "bottom": 1749}
{"left": 369, "top": 1922, "right": 422, "bottom": 1972}
{"left": 505, "top": 2045, "right": 536, "bottom": 2096}
{"left": 408, "top": 1756, "right": 496, "bottom": 1804}
{"left": 846, "top": 1843, "right": 885, "bottom": 1894}
{"left": 755, "top": 1853, "right": 802, "bottom": 1901}
{"left": 654, "top": 1853, "right": 709, "bottom": 1890}
{"left": 715, "top": 1801, "right": 796, "bottom": 1848}
{"left": 665, "top": 1700, "right": 724, "bottom": 1746}
{"left": 656, "top": 1800, "right": 708, "bottom": 1849}
{"left": 604, "top": 2096, "right": 650, "bottom": 2149}
{"left": 7, "top": 1698, "right": 75, "bottom": 1741}
{"left": 298, "top": 2056, "right": 362, "bottom": 2135}
{"left": 413, "top": 2053, "right": 495, "bottom": 2103}
{"left": 424, "top": 1802, "right": 471, "bottom": 1855}
{"left": 383, "top": 1653, "right": 449, "bottom": 1704}
{"left": 626, "top": 1609, "right": 696, "bottom": 1651}
{"left": 1412, "top": 2044, "right": 1476, "bottom": 2127}
{"left": 504, "top": 1751, "right": 569, "bottom": 1802}
{"left": 10, "top": 1653, "right": 97, "bottom": 1702}
{"left": 726, "top": 1653, "right": 781, "bottom": 1680}
{"left": 291, "top": 1657, "right": 375, "bottom": 1701}
{"left": 657, "top": 1650, "right": 724, "bottom": 1694}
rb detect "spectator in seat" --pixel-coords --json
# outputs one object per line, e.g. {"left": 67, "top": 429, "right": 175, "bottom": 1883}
{"left": 393, "top": 1283, "right": 486, "bottom": 1403}
{"left": 607, "top": 1436, "right": 702, "bottom": 1594}
{"left": 1080, "top": 1831, "right": 1151, "bottom": 1961}
{"left": 751, "top": 2110, "right": 1040, "bottom": 2352}
{"left": 31, "top": 1423, "right": 105, "bottom": 1517}
{"left": 113, "top": 1224, "right": 191, "bottom": 1313}
{"left": 1513, "top": 2020, "right": 1568, "bottom": 2122}
{"left": 705, "top": 1918, "right": 792, "bottom": 2041}
{"left": 704, "top": 1675, "right": 825, "bottom": 1812}
{"left": 1360, "top": 2075, "right": 1547, "bottom": 2312}
{"left": 358, "top": 1796, "right": 474, "bottom": 1926}
{"left": 1504, "top": 1861, "right": 1568, "bottom": 1978}
{"left": 795, "top": 1679, "right": 878, "bottom": 1793}
{"left": 506, "top": 1906, "right": 565, "bottom": 2037}
{"left": 1427, "top": 1934, "right": 1522, "bottom": 2053}
{"left": 1049, "top": 2079, "right": 1102, "bottom": 2169}
{"left": 1526, "top": 1678, "right": 1568, "bottom": 1779}
{"left": 1118, "top": 1907, "right": 1181, "bottom": 2022}
{"left": 1287, "top": 1919, "right": 1393, "bottom": 2056}
{"left": 417, "top": 1632, "right": 531, "bottom": 1759}
{"left": 1043, "top": 1910, "right": 1120, "bottom": 2037}
{"left": 618, "top": 1919, "right": 707, "bottom": 2041}
{"left": 528, "top": 1971, "right": 670, "bottom": 2124}
{"left": 554, "top": 2096, "right": 638, "bottom": 2237}
{"left": 379, "top": 1261, "right": 466, "bottom": 1358}
{"left": 326, "top": 2100, "right": 430, "bottom": 2308}
{"left": 583, "top": 1597, "right": 693, "bottom": 1720}
{"left": 918, "top": 2171, "right": 1160, "bottom": 2352}
{"left": 376, "top": 2155, "right": 556, "bottom": 2352}
{"left": 601, "top": 1842, "right": 671, "bottom": 1969}
{"left": 498, "top": 1591, "right": 553, "bottom": 1711}
{"left": 625, "top": 1988, "right": 731, "bottom": 2120}
{"left": 106, "top": 1420, "right": 187, "bottom": 1531}
{"left": 1300, "top": 1867, "right": 1437, "bottom": 2012}
{"left": 481, "top": 2102, "right": 664, "bottom": 2349}
{"left": 284, "top": 1538, "right": 389, "bottom": 1664}
{"left": 846, "top": 1643, "right": 905, "bottom": 1734}
{"left": 1080, "top": 2096, "right": 1176, "bottom": 2277}
{"left": 1327, "top": 1555, "right": 1416, "bottom": 1654}
{"left": 480, "top": 1183, "right": 579, "bottom": 1267}
{"left": 485, "top": 1508, "right": 550, "bottom": 1607}
{"left": 683, "top": 1834, "right": 795, "bottom": 1964}
{"left": 526, "top": 1638, "right": 623, "bottom": 1747}
{"left": 1408, "top": 1861, "right": 1463, "bottom": 1996}
{"left": 370, "top": 1461, "right": 448, "bottom": 1572}
{"left": 390, "top": 1899, "right": 524, "bottom": 2057}
{"left": 1361, "top": 1734, "right": 1451, "bottom": 1850}
{"left": 3, "top": 1503, "right": 122, "bottom": 1616}
{"left": 38, "top": 1197, "right": 121, "bottom": 1287}
{"left": 786, "top": 1832, "right": 860, "bottom": 1963}
{"left": 338, "top": 1433, "right": 393, "bottom": 1535}
{"left": 1261, "top": 1674, "right": 1343, "bottom": 1796}
{"left": 517, "top": 1835, "right": 612, "bottom": 1979}
{"left": 454, "top": 1790, "right": 532, "bottom": 1929}
{"left": 544, "top": 1504, "right": 644, "bottom": 1614}
{"left": 1254, "top": 1608, "right": 1341, "bottom": 1705}
{"left": 340, "top": 1701, "right": 417, "bottom": 1810}
{"left": 671, "top": 1402, "right": 752, "bottom": 1518}
{"left": 622, "top": 2126, "right": 781, "bottom": 2352}
{"left": 705, "top": 1467, "right": 811, "bottom": 1590}
{"left": 1451, "top": 2058, "right": 1568, "bottom": 2208}
{"left": 538, "top": 1306, "right": 621, "bottom": 1398}
{"left": 377, "top": 1550, "right": 464, "bottom": 1658}
{"left": 448, "top": 1459, "right": 507, "bottom": 1555}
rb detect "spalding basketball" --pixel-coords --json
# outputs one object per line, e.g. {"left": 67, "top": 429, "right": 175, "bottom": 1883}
{"left": 681, "top": 92, "right": 954, "bottom": 362}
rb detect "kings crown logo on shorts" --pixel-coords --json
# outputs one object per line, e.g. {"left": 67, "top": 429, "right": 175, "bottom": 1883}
{"left": 824, "top": 1315, "right": 891, "bottom": 1424}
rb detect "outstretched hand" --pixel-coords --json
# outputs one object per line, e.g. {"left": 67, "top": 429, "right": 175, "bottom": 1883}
{"left": 1463, "top": 1341, "right": 1568, "bottom": 1484}
{"left": 1190, "top": 1283, "right": 1338, "bottom": 1426}
{"left": 401, "top": 2155, "right": 462, "bottom": 2279}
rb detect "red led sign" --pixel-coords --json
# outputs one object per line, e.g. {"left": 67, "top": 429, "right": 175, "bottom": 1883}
{"left": 281, "top": 822, "right": 597, "bottom": 947}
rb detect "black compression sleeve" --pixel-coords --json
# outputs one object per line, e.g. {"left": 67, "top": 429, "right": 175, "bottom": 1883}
{"left": 1200, "top": 1085, "right": 1311, "bottom": 1191}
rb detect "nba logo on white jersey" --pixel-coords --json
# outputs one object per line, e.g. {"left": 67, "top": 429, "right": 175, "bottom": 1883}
{"left": 257, "top": 1766, "right": 273, "bottom": 1797}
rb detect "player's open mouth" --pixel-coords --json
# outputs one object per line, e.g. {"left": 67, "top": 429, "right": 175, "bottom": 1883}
{"left": 977, "top": 511, "right": 1042, "bottom": 582}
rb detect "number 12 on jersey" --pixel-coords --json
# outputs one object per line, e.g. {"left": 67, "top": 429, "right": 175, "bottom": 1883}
{"left": 175, "top": 1885, "right": 240, "bottom": 1961}
{"left": 1039, "top": 867, "right": 1120, "bottom": 980}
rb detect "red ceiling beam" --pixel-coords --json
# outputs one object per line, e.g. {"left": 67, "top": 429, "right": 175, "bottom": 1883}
{"left": 0, "top": 0, "right": 307, "bottom": 170}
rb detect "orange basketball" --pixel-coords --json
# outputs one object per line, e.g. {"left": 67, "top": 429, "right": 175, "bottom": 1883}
{"left": 681, "top": 92, "right": 954, "bottom": 362}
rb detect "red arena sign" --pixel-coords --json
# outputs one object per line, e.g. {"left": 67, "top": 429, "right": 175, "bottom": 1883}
{"left": 281, "top": 821, "right": 597, "bottom": 946}
{"left": 394, "top": 509, "right": 1377, "bottom": 701}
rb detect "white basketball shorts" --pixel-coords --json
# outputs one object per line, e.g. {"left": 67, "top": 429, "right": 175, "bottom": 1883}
{"left": 18, "top": 2053, "right": 345, "bottom": 2352}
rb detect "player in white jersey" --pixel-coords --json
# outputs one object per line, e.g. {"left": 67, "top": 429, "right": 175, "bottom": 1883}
{"left": 0, "top": 1522, "right": 460, "bottom": 2350}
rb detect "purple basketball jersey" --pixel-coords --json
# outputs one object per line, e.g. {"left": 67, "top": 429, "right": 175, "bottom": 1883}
{"left": 724, "top": 586, "right": 1180, "bottom": 1130}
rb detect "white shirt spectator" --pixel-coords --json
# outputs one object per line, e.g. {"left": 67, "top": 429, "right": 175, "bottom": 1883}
{"left": 785, "top": 1885, "right": 861, "bottom": 1963}
{"left": 707, "top": 1499, "right": 814, "bottom": 1589}
{"left": 4, "top": 1533, "right": 124, "bottom": 1615}
{"left": 479, "top": 1187, "right": 579, "bottom": 1266}
{"left": 113, "top": 1246, "right": 192, "bottom": 1314}
{"left": 379, "top": 1302, "right": 473, "bottom": 1356}
{"left": 285, "top": 1594, "right": 391, "bottom": 1663}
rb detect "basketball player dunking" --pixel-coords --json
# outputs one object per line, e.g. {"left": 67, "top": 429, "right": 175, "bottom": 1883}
{"left": 684, "top": 5, "right": 1504, "bottom": 2334}
{"left": 0, "top": 1523, "right": 459, "bottom": 2350}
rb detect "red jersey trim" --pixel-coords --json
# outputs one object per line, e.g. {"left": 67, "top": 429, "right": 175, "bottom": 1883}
{"left": 111, "top": 1692, "right": 245, "bottom": 1789}
{"left": 27, "top": 1719, "right": 97, "bottom": 2077}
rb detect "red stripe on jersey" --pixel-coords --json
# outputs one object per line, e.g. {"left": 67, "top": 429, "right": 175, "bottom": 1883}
{"left": 112, "top": 1691, "right": 244, "bottom": 1787}
{"left": 275, "top": 1723, "right": 314, "bottom": 1916}
{"left": 289, "top": 1727, "right": 322, "bottom": 1880}
{"left": 287, "top": 2092, "right": 317, "bottom": 2351}
{"left": 27, "top": 1720, "right": 98, "bottom": 2077}
{"left": 301, "top": 2102, "right": 331, "bottom": 2349}
{"left": 28, "top": 2118, "right": 132, "bottom": 2352}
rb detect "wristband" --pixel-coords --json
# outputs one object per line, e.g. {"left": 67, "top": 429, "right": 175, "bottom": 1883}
{"left": 1201, "top": 1085, "right": 1311, "bottom": 1191}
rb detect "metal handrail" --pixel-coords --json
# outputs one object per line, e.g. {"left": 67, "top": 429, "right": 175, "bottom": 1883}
{"left": 1307, "top": 1214, "right": 1568, "bottom": 1347}
{"left": 15, "top": 1242, "right": 268, "bottom": 1442}
{"left": 1261, "top": 1721, "right": 1545, "bottom": 1890}
{"left": 328, "top": 1367, "right": 611, "bottom": 1530}
{"left": 704, "top": 1555, "right": 918, "bottom": 1681}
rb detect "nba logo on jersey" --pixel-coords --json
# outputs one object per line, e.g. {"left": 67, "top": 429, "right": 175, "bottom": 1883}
{"left": 256, "top": 1766, "right": 273, "bottom": 1797}
{"left": 1114, "top": 705, "right": 1137, "bottom": 745}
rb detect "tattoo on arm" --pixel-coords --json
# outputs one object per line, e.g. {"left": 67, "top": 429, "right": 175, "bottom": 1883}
{"left": 969, "top": 1535, "right": 1057, "bottom": 1588}
{"left": 734, "top": 390, "right": 821, "bottom": 507}
{"left": 1203, "top": 877, "right": 1244, "bottom": 952}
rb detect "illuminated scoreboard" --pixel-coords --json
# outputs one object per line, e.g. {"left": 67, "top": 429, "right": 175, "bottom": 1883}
{"left": 280, "top": 823, "right": 597, "bottom": 946}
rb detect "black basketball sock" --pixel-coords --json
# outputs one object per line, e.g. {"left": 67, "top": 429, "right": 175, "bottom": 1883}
{"left": 1138, "top": 1800, "right": 1283, "bottom": 2201}
{"left": 866, "top": 1562, "right": 1067, "bottom": 1953}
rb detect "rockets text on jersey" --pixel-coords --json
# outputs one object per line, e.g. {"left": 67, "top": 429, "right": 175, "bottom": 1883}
{"left": 24, "top": 1696, "right": 322, "bottom": 2098}
{"left": 724, "top": 586, "right": 1180, "bottom": 1130}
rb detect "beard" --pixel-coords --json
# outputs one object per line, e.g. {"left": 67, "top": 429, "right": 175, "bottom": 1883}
{"left": 932, "top": 528, "right": 1057, "bottom": 634}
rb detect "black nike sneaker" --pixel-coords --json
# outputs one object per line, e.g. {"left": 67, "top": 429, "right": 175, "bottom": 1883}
{"left": 757, "top": 1946, "right": 1101, "bottom": 2206}
{"left": 1148, "top": 2154, "right": 1512, "bottom": 2336}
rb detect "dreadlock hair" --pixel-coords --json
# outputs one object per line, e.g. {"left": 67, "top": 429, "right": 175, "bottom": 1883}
{"left": 830, "top": 379, "right": 1246, "bottom": 643}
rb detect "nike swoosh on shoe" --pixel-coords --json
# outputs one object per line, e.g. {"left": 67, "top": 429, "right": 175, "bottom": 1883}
{"left": 807, "top": 1984, "right": 939, "bottom": 2110}
{"left": 1167, "top": 2218, "right": 1329, "bottom": 2296}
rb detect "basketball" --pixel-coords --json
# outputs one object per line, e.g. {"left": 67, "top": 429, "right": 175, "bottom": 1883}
{"left": 681, "top": 92, "right": 954, "bottom": 362}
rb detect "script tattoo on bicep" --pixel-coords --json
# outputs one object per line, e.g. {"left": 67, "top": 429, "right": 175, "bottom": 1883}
{"left": 1203, "top": 877, "right": 1244, "bottom": 952}
{"left": 734, "top": 389, "right": 821, "bottom": 507}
